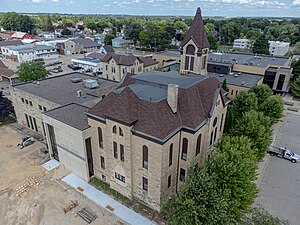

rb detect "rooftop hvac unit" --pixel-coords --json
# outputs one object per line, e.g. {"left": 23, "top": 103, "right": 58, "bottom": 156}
{"left": 83, "top": 79, "right": 99, "bottom": 89}
{"left": 71, "top": 78, "right": 82, "bottom": 83}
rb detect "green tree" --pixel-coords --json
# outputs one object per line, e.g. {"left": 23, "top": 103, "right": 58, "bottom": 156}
{"left": 207, "top": 136, "right": 258, "bottom": 220}
{"left": 241, "top": 206, "right": 290, "bottom": 225}
{"left": 222, "top": 78, "right": 228, "bottom": 91}
{"left": 163, "top": 167, "right": 233, "bottom": 225}
{"left": 174, "top": 20, "right": 188, "bottom": 32}
{"left": 0, "top": 91, "right": 14, "bottom": 121}
{"left": 231, "top": 92, "right": 258, "bottom": 119}
{"left": 61, "top": 28, "right": 71, "bottom": 36}
{"left": 249, "top": 84, "right": 272, "bottom": 105}
{"left": 291, "top": 76, "right": 300, "bottom": 98}
{"left": 253, "top": 34, "right": 269, "bottom": 55}
{"left": 232, "top": 110, "right": 272, "bottom": 159}
{"left": 259, "top": 95, "right": 283, "bottom": 124}
{"left": 207, "top": 35, "right": 218, "bottom": 50}
{"left": 44, "top": 15, "right": 54, "bottom": 31}
{"left": 291, "top": 59, "right": 300, "bottom": 80}
{"left": 0, "top": 12, "right": 34, "bottom": 33}
{"left": 17, "top": 62, "right": 49, "bottom": 82}
{"left": 292, "top": 42, "right": 300, "bottom": 55}
{"left": 104, "top": 33, "right": 115, "bottom": 45}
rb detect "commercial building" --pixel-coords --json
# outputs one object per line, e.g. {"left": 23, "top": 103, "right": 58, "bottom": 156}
{"left": 233, "top": 39, "right": 251, "bottom": 49}
{"left": 269, "top": 41, "right": 290, "bottom": 56}
{"left": 71, "top": 57, "right": 103, "bottom": 73}
{"left": 1, "top": 44, "right": 59, "bottom": 62}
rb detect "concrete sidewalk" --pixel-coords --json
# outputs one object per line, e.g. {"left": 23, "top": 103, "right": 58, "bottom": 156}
{"left": 62, "top": 173, "right": 156, "bottom": 225}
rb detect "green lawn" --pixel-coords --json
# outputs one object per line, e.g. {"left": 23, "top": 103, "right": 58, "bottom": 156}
{"left": 0, "top": 116, "right": 16, "bottom": 127}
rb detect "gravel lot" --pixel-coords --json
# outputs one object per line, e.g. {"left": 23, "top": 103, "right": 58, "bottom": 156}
{"left": 0, "top": 124, "right": 124, "bottom": 225}
{"left": 256, "top": 113, "right": 300, "bottom": 225}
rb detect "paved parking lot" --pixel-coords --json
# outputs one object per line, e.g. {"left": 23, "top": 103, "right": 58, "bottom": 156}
{"left": 256, "top": 113, "right": 300, "bottom": 225}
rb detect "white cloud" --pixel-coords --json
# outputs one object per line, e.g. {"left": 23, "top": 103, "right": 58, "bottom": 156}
{"left": 147, "top": 0, "right": 155, "bottom": 2}
{"left": 32, "top": 0, "right": 45, "bottom": 3}
{"left": 52, "top": 0, "right": 60, "bottom": 2}
{"left": 292, "top": 0, "right": 300, "bottom": 5}
{"left": 133, "top": 0, "right": 140, "bottom": 2}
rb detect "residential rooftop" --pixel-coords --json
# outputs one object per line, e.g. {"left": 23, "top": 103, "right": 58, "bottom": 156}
{"left": 44, "top": 103, "right": 90, "bottom": 131}
{"left": 12, "top": 72, "right": 118, "bottom": 108}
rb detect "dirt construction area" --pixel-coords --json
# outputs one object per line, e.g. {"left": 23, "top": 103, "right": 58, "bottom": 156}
{"left": 0, "top": 125, "right": 124, "bottom": 225}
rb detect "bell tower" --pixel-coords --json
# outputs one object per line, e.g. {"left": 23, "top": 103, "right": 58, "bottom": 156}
{"left": 180, "top": 7, "right": 209, "bottom": 75}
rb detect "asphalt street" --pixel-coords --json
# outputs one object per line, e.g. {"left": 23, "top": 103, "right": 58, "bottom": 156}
{"left": 256, "top": 113, "right": 300, "bottom": 225}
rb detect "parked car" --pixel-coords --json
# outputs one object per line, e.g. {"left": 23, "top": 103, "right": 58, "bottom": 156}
{"left": 68, "top": 64, "right": 82, "bottom": 71}
{"left": 268, "top": 146, "right": 300, "bottom": 163}
{"left": 46, "top": 61, "right": 62, "bottom": 67}
{"left": 50, "top": 66, "right": 63, "bottom": 73}
{"left": 93, "top": 71, "right": 103, "bottom": 76}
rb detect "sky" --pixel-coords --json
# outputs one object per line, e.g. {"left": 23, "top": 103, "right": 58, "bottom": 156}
{"left": 1, "top": 0, "right": 300, "bottom": 17}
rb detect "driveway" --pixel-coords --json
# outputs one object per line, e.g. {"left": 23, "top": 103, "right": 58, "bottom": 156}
{"left": 256, "top": 113, "right": 300, "bottom": 225}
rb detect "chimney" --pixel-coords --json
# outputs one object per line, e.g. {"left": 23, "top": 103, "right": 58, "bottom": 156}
{"left": 167, "top": 84, "right": 179, "bottom": 113}
{"left": 77, "top": 90, "right": 82, "bottom": 98}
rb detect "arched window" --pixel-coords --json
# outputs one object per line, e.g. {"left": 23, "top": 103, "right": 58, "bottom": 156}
{"left": 186, "top": 44, "right": 195, "bottom": 55}
{"left": 181, "top": 138, "right": 188, "bottom": 160}
{"left": 119, "top": 127, "right": 123, "bottom": 136}
{"left": 213, "top": 117, "right": 218, "bottom": 127}
{"left": 112, "top": 125, "right": 117, "bottom": 134}
{"left": 98, "top": 127, "right": 103, "bottom": 148}
{"left": 142, "top": 145, "right": 148, "bottom": 169}
{"left": 195, "top": 134, "right": 202, "bottom": 156}
{"left": 220, "top": 113, "right": 224, "bottom": 131}
{"left": 169, "top": 143, "right": 173, "bottom": 167}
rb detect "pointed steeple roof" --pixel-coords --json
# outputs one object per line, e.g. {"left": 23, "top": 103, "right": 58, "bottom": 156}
{"left": 180, "top": 7, "right": 210, "bottom": 52}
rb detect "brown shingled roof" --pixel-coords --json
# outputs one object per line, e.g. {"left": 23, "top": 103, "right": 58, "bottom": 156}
{"left": 72, "top": 38, "right": 100, "bottom": 48}
{"left": 141, "top": 57, "right": 159, "bottom": 67}
{"left": 0, "top": 40, "right": 24, "bottom": 47}
{"left": 101, "top": 53, "right": 141, "bottom": 66}
{"left": 88, "top": 74, "right": 225, "bottom": 142}
{"left": 180, "top": 7, "right": 210, "bottom": 52}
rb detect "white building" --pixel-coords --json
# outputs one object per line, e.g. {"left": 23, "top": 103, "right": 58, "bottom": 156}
{"left": 233, "top": 39, "right": 251, "bottom": 49}
{"left": 1, "top": 44, "right": 59, "bottom": 62}
{"left": 112, "top": 37, "right": 132, "bottom": 48}
{"left": 269, "top": 41, "right": 290, "bottom": 56}
{"left": 71, "top": 57, "right": 102, "bottom": 73}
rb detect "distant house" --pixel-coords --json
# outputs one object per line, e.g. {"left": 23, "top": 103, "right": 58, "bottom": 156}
{"left": 112, "top": 37, "right": 132, "bottom": 48}
{"left": 11, "top": 32, "right": 32, "bottom": 40}
{"left": 93, "top": 33, "right": 106, "bottom": 45}
{"left": 56, "top": 40, "right": 77, "bottom": 55}
{"left": 0, "top": 40, "right": 24, "bottom": 54}
{"left": 99, "top": 45, "right": 115, "bottom": 54}
{"left": 72, "top": 38, "right": 101, "bottom": 53}
{"left": 0, "top": 59, "right": 17, "bottom": 83}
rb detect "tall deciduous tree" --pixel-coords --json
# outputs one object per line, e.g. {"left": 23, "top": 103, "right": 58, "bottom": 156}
{"left": 207, "top": 136, "right": 258, "bottom": 220}
{"left": 232, "top": 110, "right": 272, "bottom": 159}
{"left": 291, "top": 76, "right": 300, "bottom": 98}
{"left": 249, "top": 84, "right": 272, "bottom": 105}
{"left": 291, "top": 59, "right": 300, "bottom": 80}
{"left": 253, "top": 34, "right": 269, "bottom": 55}
{"left": 259, "top": 95, "right": 283, "bottom": 124}
{"left": 17, "top": 62, "right": 49, "bottom": 82}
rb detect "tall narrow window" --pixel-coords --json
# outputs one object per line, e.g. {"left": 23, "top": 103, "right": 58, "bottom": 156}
{"left": 98, "top": 127, "right": 103, "bottom": 148}
{"left": 142, "top": 145, "right": 148, "bottom": 169}
{"left": 169, "top": 143, "right": 173, "bottom": 167}
{"left": 119, "top": 127, "right": 123, "bottom": 136}
{"left": 180, "top": 168, "right": 186, "bottom": 182}
{"left": 113, "top": 141, "right": 118, "bottom": 159}
{"left": 100, "top": 156, "right": 105, "bottom": 169}
{"left": 190, "top": 56, "right": 194, "bottom": 71}
{"left": 214, "top": 127, "right": 218, "bottom": 142}
{"left": 120, "top": 144, "right": 124, "bottom": 162}
{"left": 220, "top": 114, "right": 224, "bottom": 131}
{"left": 181, "top": 138, "right": 188, "bottom": 160}
{"left": 25, "top": 114, "right": 29, "bottom": 127}
{"left": 142, "top": 177, "right": 148, "bottom": 191}
{"left": 196, "top": 134, "right": 202, "bottom": 156}
{"left": 168, "top": 175, "right": 171, "bottom": 188}
{"left": 202, "top": 55, "right": 207, "bottom": 70}
{"left": 33, "top": 117, "right": 38, "bottom": 132}
{"left": 112, "top": 125, "right": 117, "bottom": 134}
{"left": 184, "top": 56, "right": 189, "bottom": 70}
{"left": 210, "top": 131, "right": 214, "bottom": 146}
